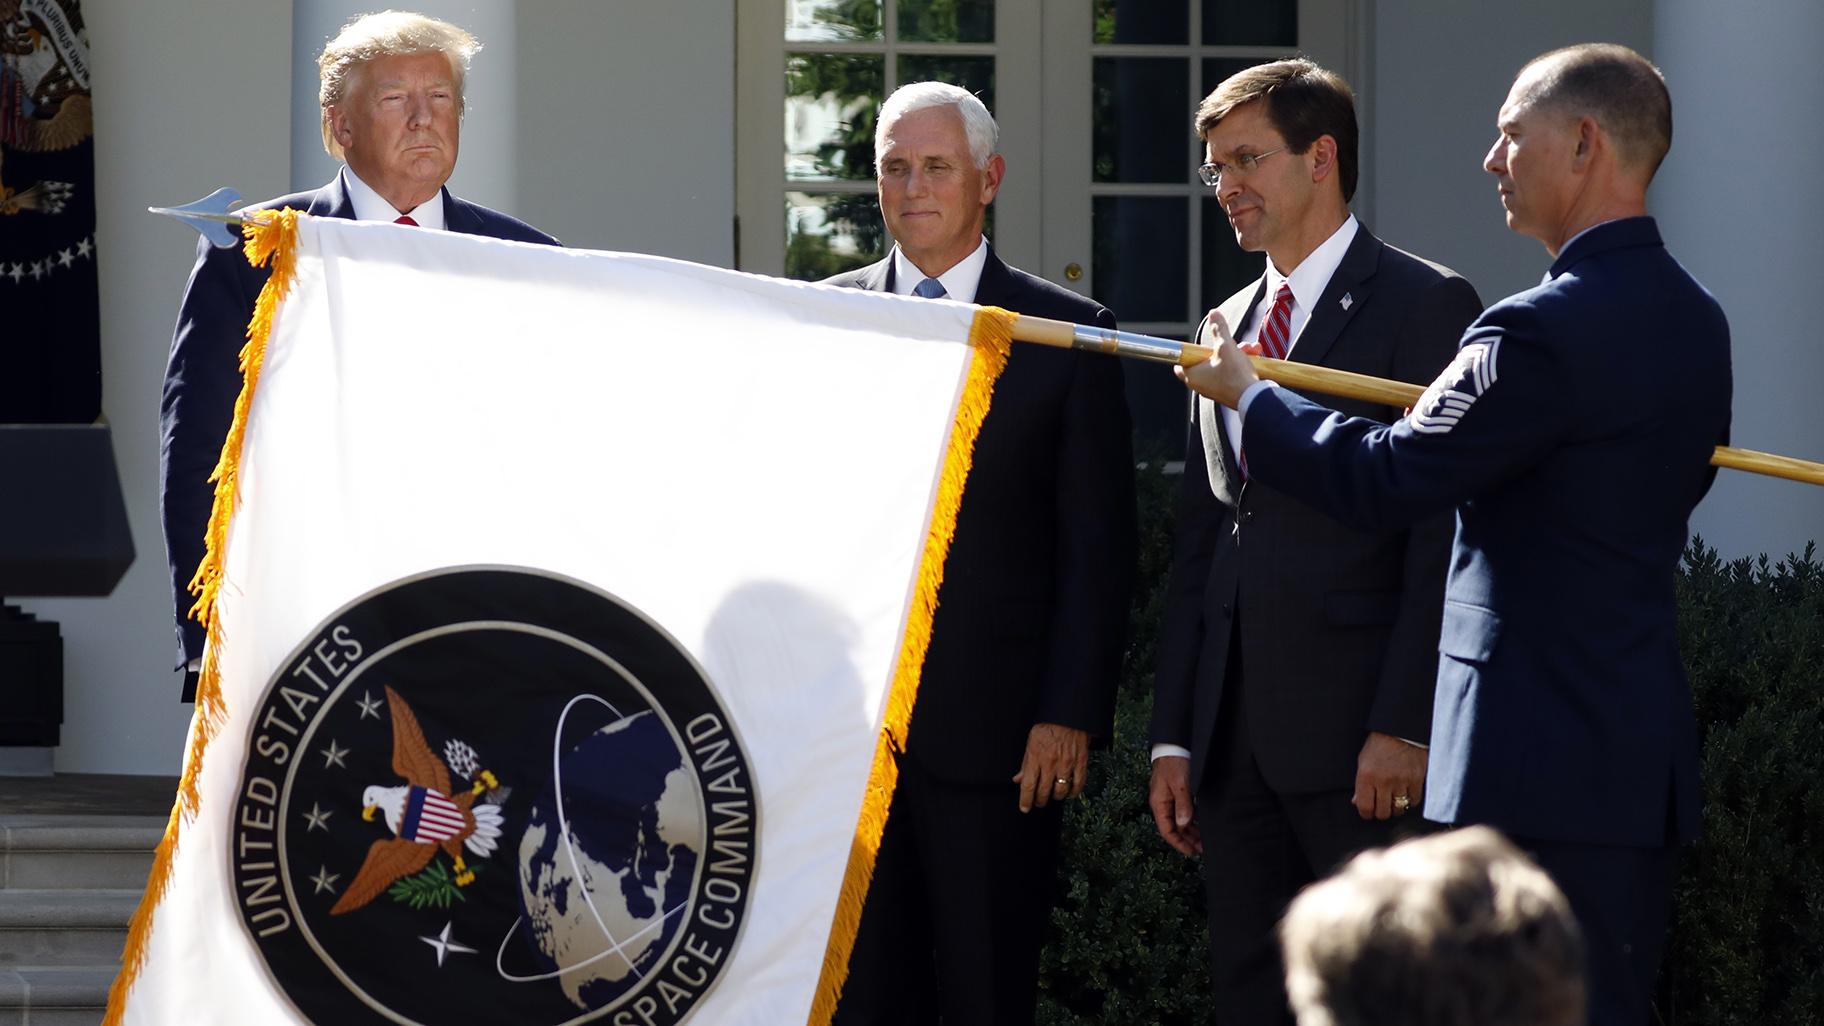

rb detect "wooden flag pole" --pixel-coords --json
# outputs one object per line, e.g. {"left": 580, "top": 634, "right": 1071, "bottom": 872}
{"left": 1006, "top": 313, "right": 1824, "bottom": 488}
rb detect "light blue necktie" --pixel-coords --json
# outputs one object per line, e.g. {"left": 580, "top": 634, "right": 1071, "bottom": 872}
{"left": 913, "top": 277, "right": 947, "bottom": 299}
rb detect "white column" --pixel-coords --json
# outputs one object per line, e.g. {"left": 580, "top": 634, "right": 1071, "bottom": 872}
{"left": 290, "top": 0, "right": 517, "bottom": 212}
{"left": 1654, "top": 0, "right": 1824, "bottom": 560}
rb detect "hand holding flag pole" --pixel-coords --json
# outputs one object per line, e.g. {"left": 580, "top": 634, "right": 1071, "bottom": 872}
{"left": 1004, "top": 309, "right": 1824, "bottom": 488}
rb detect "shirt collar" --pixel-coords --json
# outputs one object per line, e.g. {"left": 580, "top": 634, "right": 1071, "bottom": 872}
{"left": 1265, "top": 215, "right": 1358, "bottom": 311}
{"left": 340, "top": 166, "right": 446, "bottom": 230}
{"left": 890, "top": 237, "right": 990, "bottom": 305}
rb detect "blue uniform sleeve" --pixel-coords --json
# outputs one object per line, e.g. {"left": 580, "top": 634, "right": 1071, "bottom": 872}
{"left": 1243, "top": 300, "right": 1573, "bottom": 533}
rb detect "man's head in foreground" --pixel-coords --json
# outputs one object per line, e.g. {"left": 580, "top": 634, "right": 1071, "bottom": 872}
{"left": 1281, "top": 826, "right": 1586, "bottom": 1026}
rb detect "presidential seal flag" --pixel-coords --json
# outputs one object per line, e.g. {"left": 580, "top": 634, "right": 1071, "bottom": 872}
{"left": 109, "top": 210, "right": 1014, "bottom": 1025}
{"left": 1, "top": 0, "right": 99, "bottom": 422}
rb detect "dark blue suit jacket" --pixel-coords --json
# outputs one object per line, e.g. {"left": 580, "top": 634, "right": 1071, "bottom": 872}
{"left": 822, "top": 249, "right": 1138, "bottom": 782}
{"left": 1242, "top": 218, "right": 1731, "bottom": 846}
{"left": 159, "top": 172, "right": 558, "bottom": 679}
{"left": 1151, "top": 226, "right": 1480, "bottom": 794}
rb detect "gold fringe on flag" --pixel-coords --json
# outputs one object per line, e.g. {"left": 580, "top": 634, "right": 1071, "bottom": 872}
{"left": 104, "top": 208, "right": 304, "bottom": 1026}
{"left": 807, "top": 304, "right": 1016, "bottom": 1025}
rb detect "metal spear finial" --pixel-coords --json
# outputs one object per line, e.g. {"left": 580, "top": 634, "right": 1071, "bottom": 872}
{"left": 147, "top": 188, "right": 269, "bottom": 249}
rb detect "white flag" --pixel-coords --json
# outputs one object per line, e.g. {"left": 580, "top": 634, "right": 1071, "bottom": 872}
{"left": 111, "top": 211, "right": 1013, "bottom": 1026}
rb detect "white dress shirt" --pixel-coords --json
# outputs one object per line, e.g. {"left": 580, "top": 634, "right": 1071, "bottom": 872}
{"left": 1218, "top": 215, "right": 1358, "bottom": 466}
{"left": 890, "top": 237, "right": 989, "bottom": 304}
{"left": 341, "top": 166, "right": 447, "bottom": 230}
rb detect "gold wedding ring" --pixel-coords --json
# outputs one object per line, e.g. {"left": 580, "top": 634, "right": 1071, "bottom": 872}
{"left": 1392, "top": 794, "right": 1412, "bottom": 813}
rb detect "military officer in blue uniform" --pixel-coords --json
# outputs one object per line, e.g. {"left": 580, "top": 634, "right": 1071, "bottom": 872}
{"left": 1178, "top": 43, "right": 1731, "bottom": 1025}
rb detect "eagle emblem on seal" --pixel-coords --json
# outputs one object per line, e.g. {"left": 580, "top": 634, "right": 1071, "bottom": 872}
{"left": 331, "top": 685, "right": 507, "bottom": 915}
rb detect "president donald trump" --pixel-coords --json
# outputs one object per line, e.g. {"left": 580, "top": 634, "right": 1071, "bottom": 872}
{"left": 160, "top": 10, "right": 559, "bottom": 700}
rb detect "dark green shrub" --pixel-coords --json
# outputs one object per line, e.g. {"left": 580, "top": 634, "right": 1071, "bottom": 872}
{"left": 1039, "top": 458, "right": 1213, "bottom": 1026}
{"left": 1038, "top": 459, "right": 1824, "bottom": 1025}
{"left": 1660, "top": 541, "right": 1824, "bottom": 1025}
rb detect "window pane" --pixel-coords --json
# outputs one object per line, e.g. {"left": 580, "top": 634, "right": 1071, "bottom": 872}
{"left": 1201, "top": 195, "right": 1260, "bottom": 314}
{"left": 1201, "top": 0, "right": 1295, "bottom": 46}
{"left": 1093, "top": 0, "right": 1188, "bottom": 45}
{"left": 1093, "top": 57, "right": 1189, "bottom": 183}
{"left": 787, "top": 0, "right": 883, "bottom": 43}
{"left": 1092, "top": 196, "right": 1188, "bottom": 322}
{"left": 786, "top": 192, "right": 885, "bottom": 280}
{"left": 786, "top": 54, "right": 885, "bottom": 182}
{"left": 899, "top": 0, "right": 994, "bottom": 43}
{"left": 896, "top": 54, "right": 995, "bottom": 113}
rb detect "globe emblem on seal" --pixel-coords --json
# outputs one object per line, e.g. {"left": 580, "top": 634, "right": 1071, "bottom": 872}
{"left": 512, "top": 701, "right": 703, "bottom": 1008}
{"left": 229, "top": 567, "right": 757, "bottom": 1025}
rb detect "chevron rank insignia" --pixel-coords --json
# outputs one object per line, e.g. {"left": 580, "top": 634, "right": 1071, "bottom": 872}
{"left": 1410, "top": 339, "right": 1500, "bottom": 435}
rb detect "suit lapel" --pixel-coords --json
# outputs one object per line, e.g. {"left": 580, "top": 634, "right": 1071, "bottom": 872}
{"left": 313, "top": 172, "right": 356, "bottom": 219}
{"left": 853, "top": 254, "right": 894, "bottom": 293}
{"left": 441, "top": 187, "right": 481, "bottom": 235}
{"left": 1198, "top": 277, "right": 1266, "bottom": 506}
{"left": 972, "top": 248, "right": 1014, "bottom": 308}
{"left": 1285, "top": 225, "right": 1382, "bottom": 369}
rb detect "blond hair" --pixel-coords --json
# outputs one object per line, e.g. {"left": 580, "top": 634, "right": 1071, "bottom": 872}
{"left": 317, "top": 10, "right": 480, "bottom": 159}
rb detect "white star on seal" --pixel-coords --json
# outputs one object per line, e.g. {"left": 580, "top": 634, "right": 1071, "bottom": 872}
{"left": 310, "top": 866, "right": 340, "bottom": 895}
{"left": 75, "top": 238, "right": 93, "bottom": 259}
{"left": 57, "top": 248, "right": 74, "bottom": 268}
{"left": 356, "top": 692, "right": 383, "bottom": 720}
{"left": 320, "top": 739, "right": 349, "bottom": 769}
{"left": 28, "top": 260, "right": 45, "bottom": 280}
{"left": 5, "top": 264, "right": 21, "bottom": 284}
{"left": 420, "top": 921, "right": 477, "bottom": 967}
{"left": 303, "top": 802, "right": 333, "bottom": 832}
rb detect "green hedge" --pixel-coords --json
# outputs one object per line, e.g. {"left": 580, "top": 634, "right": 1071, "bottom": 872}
{"left": 1037, "top": 461, "right": 1824, "bottom": 1025}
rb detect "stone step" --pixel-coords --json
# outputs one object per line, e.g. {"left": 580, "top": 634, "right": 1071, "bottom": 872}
{"left": 0, "top": 890, "right": 134, "bottom": 968}
{"left": 0, "top": 816, "right": 164, "bottom": 891}
{"left": 0, "top": 964, "right": 115, "bottom": 1022}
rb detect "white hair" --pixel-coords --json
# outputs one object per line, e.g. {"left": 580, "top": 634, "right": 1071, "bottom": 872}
{"left": 874, "top": 81, "right": 998, "bottom": 169}
{"left": 317, "top": 10, "right": 481, "bottom": 159}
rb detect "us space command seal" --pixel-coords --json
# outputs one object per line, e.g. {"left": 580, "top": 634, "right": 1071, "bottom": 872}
{"left": 231, "top": 567, "right": 757, "bottom": 1025}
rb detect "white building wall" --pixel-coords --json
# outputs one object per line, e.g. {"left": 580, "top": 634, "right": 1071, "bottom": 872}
{"left": 16, "top": 1, "right": 295, "bottom": 775}
{"left": 1367, "top": 0, "right": 1653, "bottom": 301}
{"left": 512, "top": 0, "right": 735, "bottom": 263}
{"left": 1654, "top": 0, "right": 1824, "bottom": 561}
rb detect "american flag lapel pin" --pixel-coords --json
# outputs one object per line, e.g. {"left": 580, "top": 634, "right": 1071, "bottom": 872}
{"left": 1340, "top": 292, "right": 1353, "bottom": 311}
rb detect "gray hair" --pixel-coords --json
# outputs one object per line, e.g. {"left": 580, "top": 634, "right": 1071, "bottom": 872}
{"left": 317, "top": 10, "right": 481, "bottom": 159}
{"left": 874, "top": 81, "right": 998, "bottom": 169}
{"left": 1280, "top": 827, "right": 1586, "bottom": 1026}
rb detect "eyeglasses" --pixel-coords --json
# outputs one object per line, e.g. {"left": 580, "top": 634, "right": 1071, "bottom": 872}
{"left": 1196, "top": 147, "right": 1287, "bottom": 186}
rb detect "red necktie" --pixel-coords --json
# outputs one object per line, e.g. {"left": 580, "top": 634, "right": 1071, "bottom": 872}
{"left": 1238, "top": 283, "right": 1295, "bottom": 481}
{"left": 395, "top": 215, "right": 418, "bottom": 227}
{"left": 1257, "top": 282, "right": 1294, "bottom": 360}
